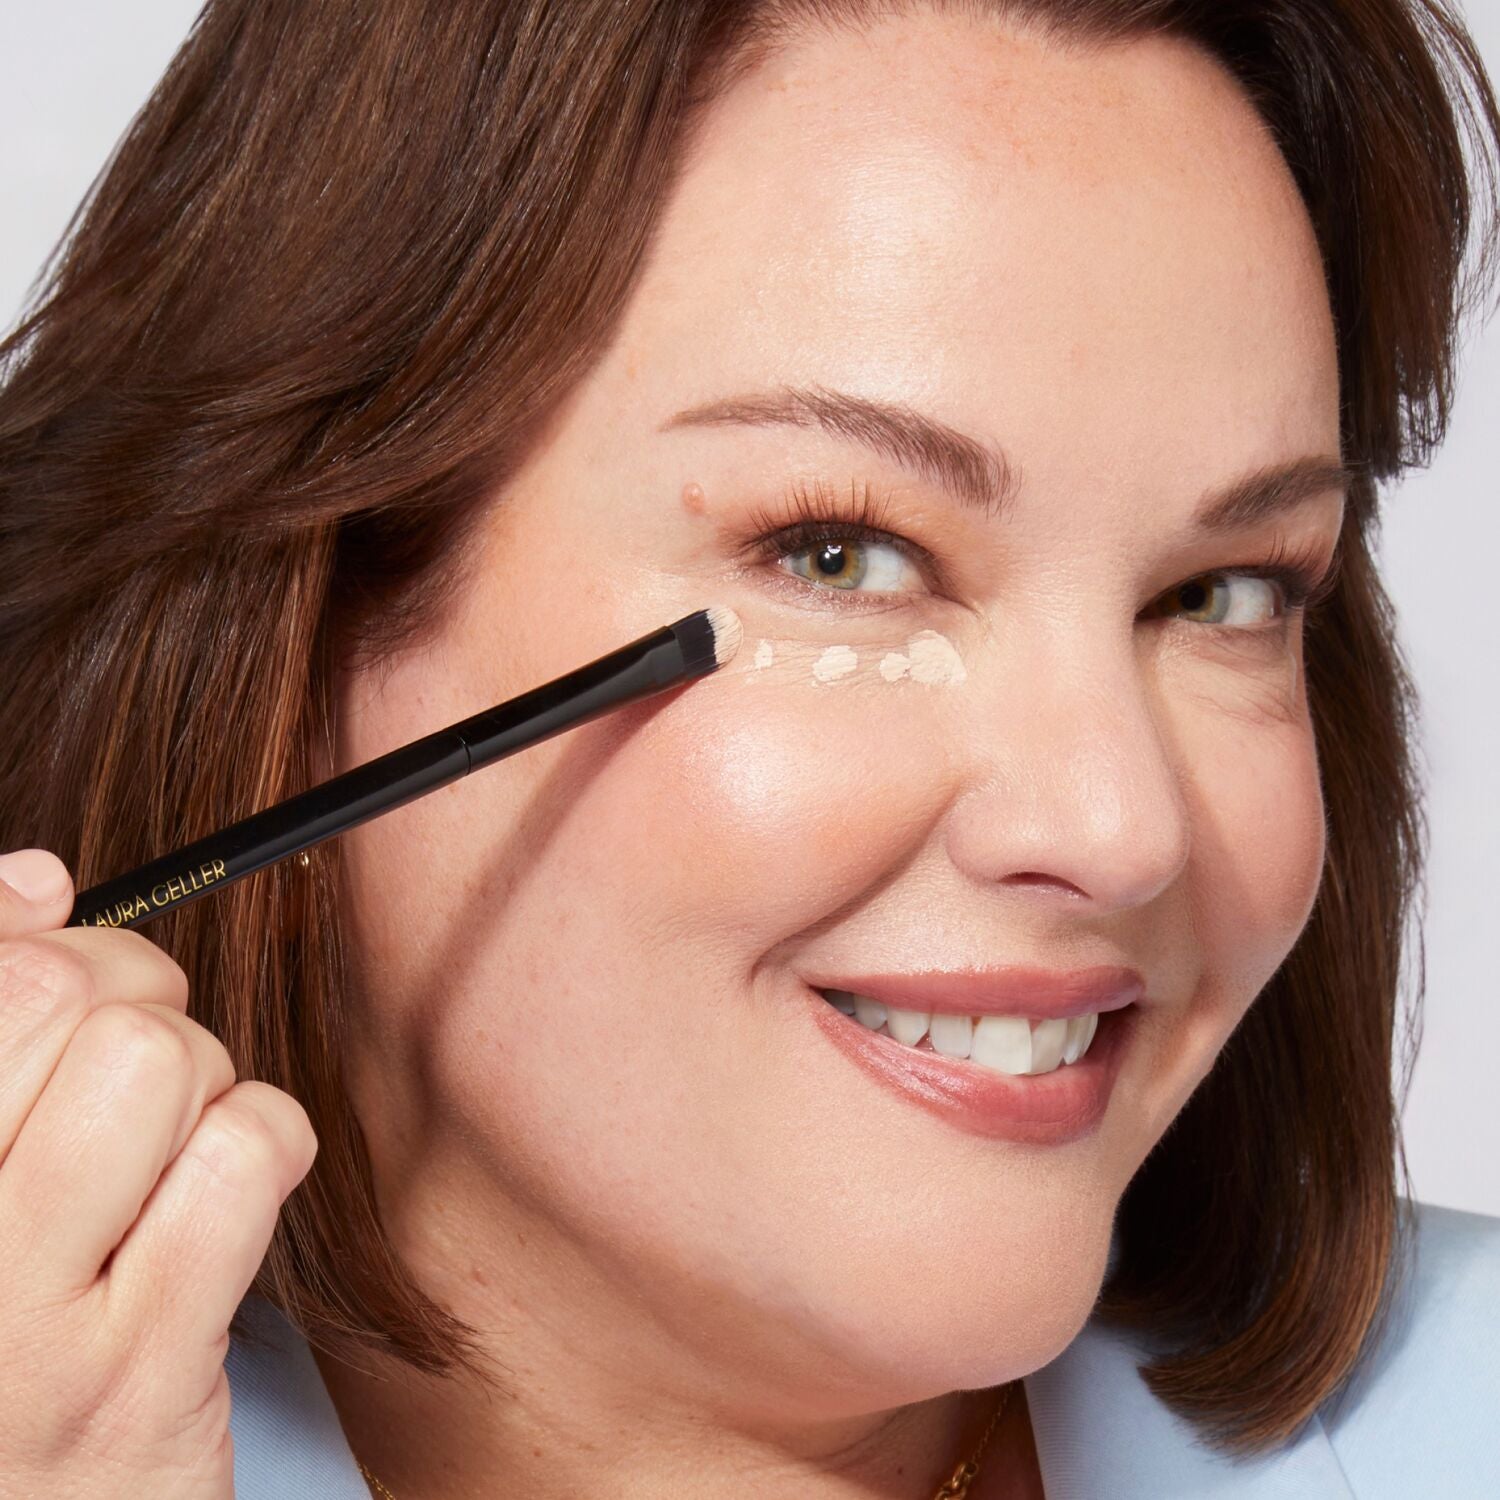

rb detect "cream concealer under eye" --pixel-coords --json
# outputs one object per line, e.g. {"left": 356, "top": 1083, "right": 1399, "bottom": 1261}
{"left": 739, "top": 631, "right": 968, "bottom": 687}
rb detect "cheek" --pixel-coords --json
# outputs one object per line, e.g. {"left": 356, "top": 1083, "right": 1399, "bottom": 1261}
{"left": 1109, "top": 647, "right": 1326, "bottom": 1154}
{"left": 378, "top": 664, "right": 964, "bottom": 1087}
{"left": 601, "top": 668, "right": 965, "bottom": 942}
{"left": 1171, "top": 662, "right": 1327, "bottom": 1004}
{"left": 393, "top": 673, "right": 973, "bottom": 1273}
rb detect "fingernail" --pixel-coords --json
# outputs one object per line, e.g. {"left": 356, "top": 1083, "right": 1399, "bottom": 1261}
{"left": 0, "top": 849, "right": 71, "bottom": 905}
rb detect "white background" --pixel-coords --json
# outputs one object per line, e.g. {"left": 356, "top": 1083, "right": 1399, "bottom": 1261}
{"left": 3, "top": 2, "right": 1496, "bottom": 1217}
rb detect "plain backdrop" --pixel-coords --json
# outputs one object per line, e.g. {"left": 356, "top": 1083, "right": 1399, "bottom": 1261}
{"left": 2, "top": 2, "right": 1497, "bottom": 1218}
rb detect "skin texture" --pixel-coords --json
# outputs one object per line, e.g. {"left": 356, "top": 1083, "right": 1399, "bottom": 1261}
{"left": 314, "top": 11, "right": 1344, "bottom": 1498}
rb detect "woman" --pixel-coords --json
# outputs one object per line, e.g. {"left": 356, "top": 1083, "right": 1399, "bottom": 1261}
{"left": 1, "top": 0, "right": 1498, "bottom": 1495}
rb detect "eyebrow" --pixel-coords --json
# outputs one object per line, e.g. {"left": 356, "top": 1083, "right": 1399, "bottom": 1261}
{"left": 660, "top": 382, "right": 1362, "bottom": 532}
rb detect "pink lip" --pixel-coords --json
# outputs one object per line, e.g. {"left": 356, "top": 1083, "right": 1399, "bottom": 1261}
{"left": 802, "top": 965, "right": 1145, "bottom": 1019}
{"left": 803, "top": 983, "right": 1138, "bottom": 1145}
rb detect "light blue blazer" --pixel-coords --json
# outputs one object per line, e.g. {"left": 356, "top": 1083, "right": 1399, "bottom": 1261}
{"left": 226, "top": 1198, "right": 1500, "bottom": 1497}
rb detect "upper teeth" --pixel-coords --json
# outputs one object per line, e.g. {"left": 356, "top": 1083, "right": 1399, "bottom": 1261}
{"left": 822, "top": 990, "right": 1100, "bottom": 1076}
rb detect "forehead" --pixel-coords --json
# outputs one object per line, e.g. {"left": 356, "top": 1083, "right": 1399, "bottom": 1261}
{"left": 611, "top": 13, "right": 1339, "bottom": 491}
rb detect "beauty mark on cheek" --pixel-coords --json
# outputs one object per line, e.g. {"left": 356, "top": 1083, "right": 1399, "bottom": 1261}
{"left": 743, "top": 630, "right": 968, "bottom": 687}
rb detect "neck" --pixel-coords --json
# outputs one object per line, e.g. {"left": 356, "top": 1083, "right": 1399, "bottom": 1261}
{"left": 315, "top": 1342, "right": 1042, "bottom": 1500}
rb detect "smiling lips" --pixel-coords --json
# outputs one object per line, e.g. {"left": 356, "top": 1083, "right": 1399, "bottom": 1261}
{"left": 801, "top": 965, "right": 1145, "bottom": 1143}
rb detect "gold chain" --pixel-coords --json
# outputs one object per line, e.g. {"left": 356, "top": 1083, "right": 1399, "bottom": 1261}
{"left": 932, "top": 1381, "right": 1015, "bottom": 1499}
{"left": 356, "top": 1459, "right": 399, "bottom": 1500}
{"left": 356, "top": 1382, "right": 1014, "bottom": 1500}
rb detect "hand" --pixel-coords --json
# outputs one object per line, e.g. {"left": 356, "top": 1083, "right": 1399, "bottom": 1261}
{"left": 0, "top": 848, "right": 318, "bottom": 1499}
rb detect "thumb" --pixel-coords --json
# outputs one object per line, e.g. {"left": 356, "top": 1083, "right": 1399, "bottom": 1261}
{"left": 0, "top": 849, "right": 76, "bottom": 938}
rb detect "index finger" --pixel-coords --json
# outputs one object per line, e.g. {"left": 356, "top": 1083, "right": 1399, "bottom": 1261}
{"left": 0, "top": 926, "right": 192, "bottom": 1171}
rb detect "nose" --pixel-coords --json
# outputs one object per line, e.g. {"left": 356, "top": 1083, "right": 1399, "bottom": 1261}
{"left": 942, "top": 634, "right": 1191, "bottom": 915}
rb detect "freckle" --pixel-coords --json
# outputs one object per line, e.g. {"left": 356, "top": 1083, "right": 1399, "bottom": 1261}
{"left": 753, "top": 639, "right": 774, "bottom": 669}
{"left": 681, "top": 480, "right": 708, "bottom": 515}
{"left": 812, "top": 644, "right": 858, "bottom": 682}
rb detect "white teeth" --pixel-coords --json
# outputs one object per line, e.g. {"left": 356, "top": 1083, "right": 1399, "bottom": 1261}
{"left": 971, "top": 1014, "right": 1033, "bottom": 1074}
{"left": 825, "top": 990, "right": 1107, "bottom": 1076}
{"left": 1061, "top": 1015, "right": 1083, "bottom": 1064}
{"left": 1061, "top": 1012, "right": 1098, "bottom": 1065}
{"left": 928, "top": 1012, "right": 974, "bottom": 1059}
{"left": 1027, "top": 1017, "right": 1069, "bottom": 1074}
{"left": 885, "top": 1005, "right": 932, "bottom": 1045}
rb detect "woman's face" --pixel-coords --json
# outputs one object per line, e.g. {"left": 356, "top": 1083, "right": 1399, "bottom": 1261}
{"left": 335, "top": 13, "right": 1343, "bottom": 1411}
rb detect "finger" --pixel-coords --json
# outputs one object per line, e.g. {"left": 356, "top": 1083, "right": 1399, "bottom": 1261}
{"left": 0, "top": 849, "right": 75, "bottom": 939}
{"left": 0, "top": 1002, "right": 237, "bottom": 1297}
{"left": 103, "top": 1081, "right": 317, "bottom": 1379}
{"left": 0, "top": 927, "right": 190, "bottom": 1167}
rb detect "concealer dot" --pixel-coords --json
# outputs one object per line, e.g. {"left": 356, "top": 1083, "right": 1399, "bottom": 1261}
{"left": 886, "top": 630, "right": 967, "bottom": 685}
{"left": 812, "top": 645, "right": 859, "bottom": 682}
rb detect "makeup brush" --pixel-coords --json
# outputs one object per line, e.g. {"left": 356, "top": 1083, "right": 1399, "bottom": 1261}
{"left": 68, "top": 606, "right": 742, "bottom": 931}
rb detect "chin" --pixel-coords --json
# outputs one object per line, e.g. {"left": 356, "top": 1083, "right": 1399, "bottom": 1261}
{"left": 802, "top": 1224, "right": 1115, "bottom": 1399}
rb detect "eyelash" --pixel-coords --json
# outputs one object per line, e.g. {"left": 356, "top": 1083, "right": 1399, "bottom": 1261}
{"left": 738, "top": 477, "right": 1341, "bottom": 636}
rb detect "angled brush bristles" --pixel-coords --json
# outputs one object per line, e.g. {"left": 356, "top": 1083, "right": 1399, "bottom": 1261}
{"left": 707, "top": 605, "right": 743, "bottom": 667}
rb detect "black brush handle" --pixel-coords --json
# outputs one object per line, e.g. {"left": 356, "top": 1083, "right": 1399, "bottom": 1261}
{"left": 69, "top": 611, "right": 716, "bottom": 930}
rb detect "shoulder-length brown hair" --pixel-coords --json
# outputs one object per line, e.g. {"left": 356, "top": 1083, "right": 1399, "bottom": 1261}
{"left": 3, "top": 0, "right": 1496, "bottom": 1459}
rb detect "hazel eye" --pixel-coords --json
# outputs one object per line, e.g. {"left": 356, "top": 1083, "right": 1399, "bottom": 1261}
{"left": 1159, "top": 572, "right": 1285, "bottom": 628}
{"left": 779, "top": 535, "right": 925, "bottom": 594}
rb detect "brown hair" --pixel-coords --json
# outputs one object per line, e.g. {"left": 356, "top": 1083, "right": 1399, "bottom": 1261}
{"left": 2, "top": 0, "right": 1496, "bottom": 1459}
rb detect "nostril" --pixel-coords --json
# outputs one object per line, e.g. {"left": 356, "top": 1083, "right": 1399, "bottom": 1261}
{"left": 1002, "top": 873, "right": 1090, "bottom": 898}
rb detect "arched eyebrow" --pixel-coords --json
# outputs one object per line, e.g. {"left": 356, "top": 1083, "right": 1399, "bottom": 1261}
{"left": 659, "top": 382, "right": 1360, "bottom": 532}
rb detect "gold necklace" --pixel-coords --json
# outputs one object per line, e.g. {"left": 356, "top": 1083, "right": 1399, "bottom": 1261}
{"left": 355, "top": 1381, "right": 1014, "bottom": 1500}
